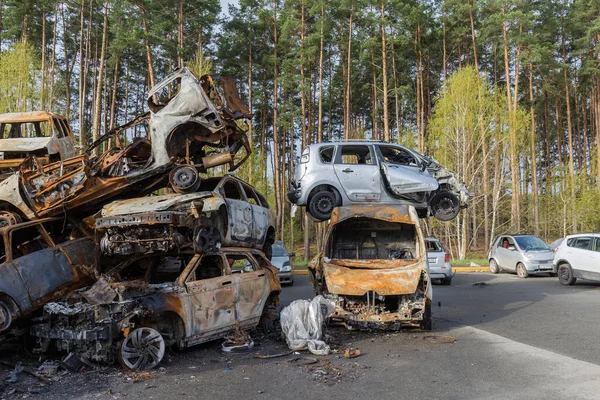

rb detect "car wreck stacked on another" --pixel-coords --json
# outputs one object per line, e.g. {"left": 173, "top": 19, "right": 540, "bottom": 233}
{"left": 0, "top": 68, "right": 283, "bottom": 371}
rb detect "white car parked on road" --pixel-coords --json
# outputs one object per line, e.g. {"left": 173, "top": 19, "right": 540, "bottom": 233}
{"left": 553, "top": 233, "right": 600, "bottom": 285}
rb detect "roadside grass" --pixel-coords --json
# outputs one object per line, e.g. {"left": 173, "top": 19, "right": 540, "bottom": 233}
{"left": 452, "top": 257, "right": 487, "bottom": 266}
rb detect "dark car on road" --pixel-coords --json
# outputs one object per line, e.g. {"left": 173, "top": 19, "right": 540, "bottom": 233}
{"left": 0, "top": 218, "right": 96, "bottom": 332}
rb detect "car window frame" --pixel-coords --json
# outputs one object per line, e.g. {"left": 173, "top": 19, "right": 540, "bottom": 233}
{"left": 318, "top": 145, "right": 336, "bottom": 164}
{"left": 218, "top": 178, "right": 248, "bottom": 202}
{"left": 183, "top": 253, "right": 229, "bottom": 284}
{"left": 227, "top": 251, "right": 260, "bottom": 274}
{"left": 6, "top": 224, "right": 55, "bottom": 262}
{"left": 240, "top": 182, "right": 262, "bottom": 207}
{"left": 376, "top": 144, "right": 420, "bottom": 168}
{"left": 334, "top": 144, "right": 376, "bottom": 166}
{"left": 574, "top": 237, "right": 593, "bottom": 251}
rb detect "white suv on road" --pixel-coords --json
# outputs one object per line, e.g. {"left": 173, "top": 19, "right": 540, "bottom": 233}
{"left": 553, "top": 233, "right": 600, "bottom": 285}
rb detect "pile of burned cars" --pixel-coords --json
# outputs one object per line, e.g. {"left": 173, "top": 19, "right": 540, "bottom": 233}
{"left": 0, "top": 68, "right": 282, "bottom": 371}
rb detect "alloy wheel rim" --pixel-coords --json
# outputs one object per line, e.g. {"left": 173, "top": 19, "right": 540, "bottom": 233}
{"left": 120, "top": 327, "right": 165, "bottom": 371}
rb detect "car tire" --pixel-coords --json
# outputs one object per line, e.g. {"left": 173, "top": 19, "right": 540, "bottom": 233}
{"left": 516, "top": 262, "right": 529, "bottom": 278}
{"left": 429, "top": 191, "right": 460, "bottom": 221}
{"left": 549, "top": 272, "right": 558, "bottom": 277}
{"left": 118, "top": 327, "right": 165, "bottom": 371}
{"left": 169, "top": 165, "right": 201, "bottom": 194}
{"left": 420, "top": 303, "right": 432, "bottom": 331}
{"left": 489, "top": 259, "right": 500, "bottom": 274}
{"left": 308, "top": 190, "right": 337, "bottom": 221}
{"left": 442, "top": 277, "right": 452, "bottom": 285}
{"left": 0, "top": 300, "right": 13, "bottom": 332}
{"left": 0, "top": 211, "right": 21, "bottom": 228}
{"left": 558, "top": 263, "right": 576, "bottom": 286}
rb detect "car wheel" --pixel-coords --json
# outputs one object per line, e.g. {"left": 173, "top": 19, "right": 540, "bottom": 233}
{"left": 420, "top": 303, "right": 432, "bottom": 331}
{"left": 119, "top": 327, "right": 165, "bottom": 371}
{"left": 169, "top": 165, "right": 201, "bottom": 194}
{"left": 0, "top": 211, "right": 21, "bottom": 228}
{"left": 308, "top": 191, "right": 336, "bottom": 221}
{"left": 442, "top": 277, "right": 452, "bottom": 285}
{"left": 489, "top": 259, "right": 500, "bottom": 274}
{"left": 0, "top": 301, "right": 13, "bottom": 331}
{"left": 516, "top": 263, "right": 529, "bottom": 278}
{"left": 558, "top": 263, "right": 576, "bottom": 286}
{"left": 429, "top": 191, "right": 460, "bottom": 221}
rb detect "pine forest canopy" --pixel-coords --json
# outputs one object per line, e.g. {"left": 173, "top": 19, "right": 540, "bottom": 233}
{"left": 0, "top": 0, "right": 599, "bottom": 260}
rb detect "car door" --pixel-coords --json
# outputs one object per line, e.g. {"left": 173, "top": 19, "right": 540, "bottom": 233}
{"left": 228, "top": 252, "right": 271, "bottom": 326}
{"left": 571, "top": 237, "right": 593, "bottom": 272}
{"left": 240, "top": 183, "right": 268, "bottom": 246}
{"left": 495, "top": 236, "right": 518, "bottom": 270}
{"left": 333, "top": 144, "right": 381, "bottom": 202}
{"left": 52, "top": 117, "right": 75, "bottom": 159}
{"left": 375, "top": 144, "right": 439, "bottom": 196}
{"left": 219, "top": 178, "right": 254, "bottom": 244}
{"left": 183, "top": 254, "right": 236, "bottom": 338}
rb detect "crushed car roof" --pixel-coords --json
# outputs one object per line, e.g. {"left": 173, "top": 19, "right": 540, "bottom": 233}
{"left": 0, "top": 111, "right": 67, "bottom": 123}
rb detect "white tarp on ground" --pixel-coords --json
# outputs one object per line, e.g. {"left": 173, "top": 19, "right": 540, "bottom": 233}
{"left": 280, "top": 295, "right": 336, "bottom": 355}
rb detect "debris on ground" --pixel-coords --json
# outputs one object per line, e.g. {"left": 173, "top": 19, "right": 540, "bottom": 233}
{"left": 286, "top": 357, "right": 319, "bottom": 366}
{"left": 280, "top": 295, "right": 335, "bottom": 355}
{"left": 253, "top": 351, "right": 294, "bottom": 359}
{"left": 472, "top": 281, "right": 490, "bottom": 286}
{"left": 344, "top": 348, "right": 361, "bottom": 359}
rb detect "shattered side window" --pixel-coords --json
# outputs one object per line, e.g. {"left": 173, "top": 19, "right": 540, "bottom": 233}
{"left": 221, "top": 180, "right": 245, "bottom": 200}
{"left": 151, "top": 255, "right": 191, "bottom": 283}
{"left": 336, "top": 145, "right": 374, "bottom": 165}
{"left": 426, "top": 240, "right": 442, "bottom": 252}
{"left": 9, "top": 225, "right": 53, "bottom": 259}
{"left": 187, "top": 255, "right": 224, "bottom": 282}
{"left": 148, "top": 77, "right": 182, "bottom": 113}
{"left": 241, "top": 184, "right": 260, "bottom": 206}
{"left": 319, "top": 146, "right": 335, "bottom": 163}
{"left": 378, "top": 145, "right": 418, "bottom": 167}
{"left": 229, "top": 254, "right": 258, "bottom": 273}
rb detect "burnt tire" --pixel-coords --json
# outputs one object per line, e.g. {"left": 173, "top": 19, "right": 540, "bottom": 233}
{"left": 0, "top": 211, "right": 21, "bottom": 228}
{"left": 430, "top": 191, "right": 461, "bottom": 221}
{"left": 169, "top": 165, "right": 201, "bottom": 194}
{"left": 516, "top": 262, "right": 529, "bottom": 278}
{"left": 308, "top": 190, "right": 336, "bottom": 221}
{"left": 420, "top": 303, "right": 432, "bottom": 331}
{"left": 193, "top": 226, "right": 222, "bottom": 253}
{"left": 0, "top": 301, "right": 13, "bottom": 332}
{"left": 489, "top": 259, "right": 500, "bottom": 274}
{"left": 118, "top": 327, "right": 165, "bottom": 371}
{"left": 558, "top": 263, "right": 576, "bottom": 286}
{"left": 263, "top": 232, "right": 275, "bottom": 260}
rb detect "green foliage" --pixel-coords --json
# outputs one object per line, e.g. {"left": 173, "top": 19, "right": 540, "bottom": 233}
{"left": 0, "top": 41, "right": 39, "bottom": 113}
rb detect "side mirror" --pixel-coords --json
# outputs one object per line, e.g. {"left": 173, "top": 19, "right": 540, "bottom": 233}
{"left": 289, "top": 252, "right": 296, "bottom": 257}
{"left": 508, "top": 245, "right": 516, "bottom": 251}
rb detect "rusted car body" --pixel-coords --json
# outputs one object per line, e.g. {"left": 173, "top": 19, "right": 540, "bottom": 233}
{"left": 0, "top": 218, "right": 96, "bottom": 332}
{"left": 96, "top": 175, "right": 276, "bottom": 258}
{"left": 0, "top": 112, "right": 76, "bottom": 180}
{"left": 31, "top": 248, "right": 281, "bottom": 370}
{"left": 0, "top": 69, "right": 251, "bottom": 225}
{"left": 308, "top": 205, "right": 432, "bottom": 330}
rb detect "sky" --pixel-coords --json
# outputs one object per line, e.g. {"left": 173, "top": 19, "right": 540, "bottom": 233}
{"left": 219, "top": 0, "right": 238, "bottom": 17}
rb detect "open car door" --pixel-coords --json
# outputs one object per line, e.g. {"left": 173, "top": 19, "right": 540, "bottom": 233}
{"left": 375, "top": 144, "right": 438, "bottom": 197}
{"left": 19, "top": 155, "right": 90, "bottom": 215}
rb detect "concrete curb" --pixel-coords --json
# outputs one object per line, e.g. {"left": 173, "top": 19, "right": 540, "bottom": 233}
{"left": 292, "top": 266, "right": 488, "bottom": 275}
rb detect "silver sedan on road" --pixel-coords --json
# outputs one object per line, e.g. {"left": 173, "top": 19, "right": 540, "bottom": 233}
{"left": 488, "top": 235, "right": 555, "bottom": 278}
{"left": 426, "top": 238, "right": 453, "bottom": 285}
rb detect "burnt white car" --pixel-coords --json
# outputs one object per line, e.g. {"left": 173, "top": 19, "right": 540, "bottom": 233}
{"left": 96, "top": 175, "right": 277, "bottom": 259}
{"left": 288, "top": 142, "right": 471, "bottom": 222}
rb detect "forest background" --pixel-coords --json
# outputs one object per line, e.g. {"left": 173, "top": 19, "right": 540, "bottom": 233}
{"left": 1, "top": 0, "right": 599, "bottom": 262}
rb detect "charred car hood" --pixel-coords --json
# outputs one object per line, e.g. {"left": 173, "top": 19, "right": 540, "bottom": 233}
{"left": 321, "top": 259, "right": 426, "bottom": 296}
{"left": 101, "top": 192, "right": 213, "bottom": 216}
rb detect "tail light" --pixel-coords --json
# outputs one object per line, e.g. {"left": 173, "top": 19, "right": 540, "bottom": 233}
{"left": 444, "top": 253, "right": 450, "bottom": 263}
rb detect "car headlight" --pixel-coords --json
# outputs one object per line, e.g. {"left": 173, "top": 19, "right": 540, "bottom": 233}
{"left": 281, "top": 264, "right": 292, "bottom": 272}
{"left": 524, "top": 253, "right": 533, "bottom": 259}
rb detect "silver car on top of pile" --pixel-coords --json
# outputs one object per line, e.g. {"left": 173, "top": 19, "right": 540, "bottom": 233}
{"left": 287, "top": 142, "right": 471, "bottom": 222}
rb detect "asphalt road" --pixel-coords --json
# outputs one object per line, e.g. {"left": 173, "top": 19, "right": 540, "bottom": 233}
{"left": 3, "top": 272, "right": 600, "bottom": 400}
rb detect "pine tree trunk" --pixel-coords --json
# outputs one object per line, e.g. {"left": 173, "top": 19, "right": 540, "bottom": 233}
{"left": 92, "top": 2, "right": 109, "bottom": 154}
{"left": 371, "top": 53, "right": 379, "bottom": 140}
{"left": 178, "top": 0, "right": 184, "bottom": 68}
{"left": 247, "top": 41, "right": 253, "bottom": 184}
{"left": 317, "top": 4, "right": 324, "bottom": 143}
{"left": 109, "top": 54, "right": 120, "bottom": 132}
{"left": 61, "top": 4, "right": 73, "bottom": 120}
{"left": 141, "top": 6, "right": 156, "bottom": 91}
{"left": 48, "top": 4, "right": 59, "bottom": 111}
{"left": 41, "top": 9, "right": 46, "bottom": 109}
{"left": 78, "top": 0, "right": 88, "bottom": 148}
{"left": 529, "top": 66, "right": 540, "bottom": 236}
{"left": 272, "top": 0, "right": 282, "bottom": 235}
{"left": 381, "top": 1, "right": 389, "bottom": 142}
{"left": 344, "top": 8, "right": 353, "bottom": 139}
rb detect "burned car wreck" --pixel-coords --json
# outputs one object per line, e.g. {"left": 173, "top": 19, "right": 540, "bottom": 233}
{"left": 0, "top": 111, "right": 76, "bottom": 181}
{"left": 96, "top": 175, "right": 276, "bottom": 259}
{"left": 0, "top": 68, "right": 251, "bottom": 226}
{"left": 0, "top": 218, "right": 95, "bottom": 332}
{"left": 31, "top": 248, "right": 281, "bottom": 370}
{"left": 308, "top": 205, "right": 432, "bottom": 330}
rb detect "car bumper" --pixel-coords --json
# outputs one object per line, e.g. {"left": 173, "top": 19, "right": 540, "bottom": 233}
{"left": 278, "top": 271, "right": 294, "bottom": 284}
{"left": 429, "top": 263, "right": 453, "bottom": 279}
{"left": 523, "top": 260, "right": 554, "bottom": 274}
